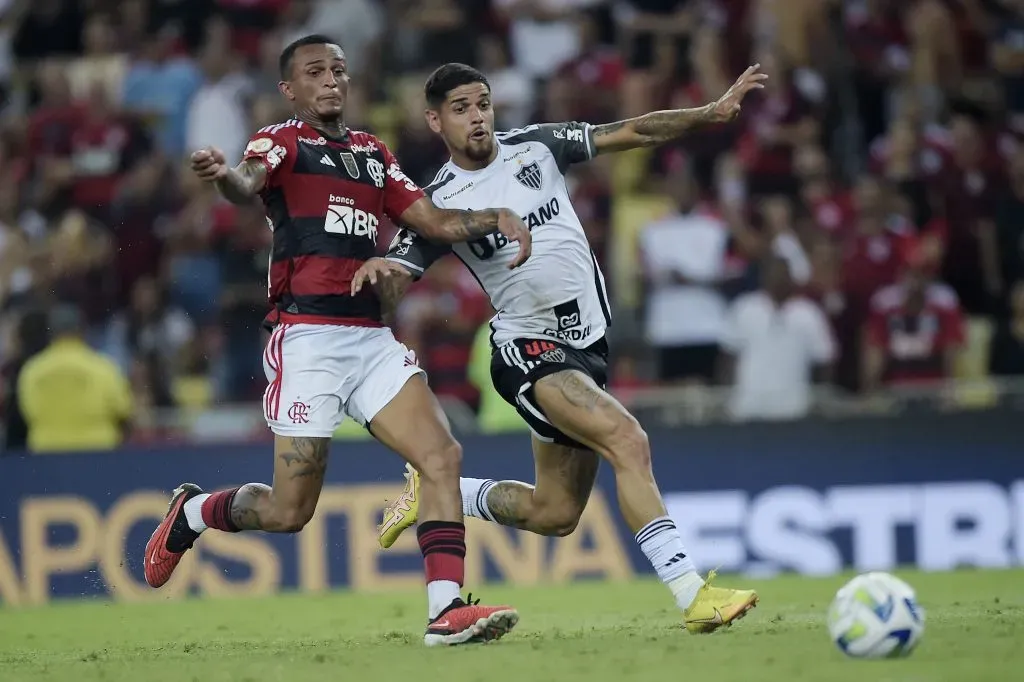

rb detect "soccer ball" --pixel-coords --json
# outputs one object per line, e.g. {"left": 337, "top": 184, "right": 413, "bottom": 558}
{"left": 827, "top": 572, "right": 925, "bottom": 659}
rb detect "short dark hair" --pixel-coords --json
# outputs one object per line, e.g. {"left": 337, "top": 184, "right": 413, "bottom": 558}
{"left": 279, "top": 34, "right": 341, "bottom": 80}
{"left": 424, "top": 63, "right": 490, "bottom": 108}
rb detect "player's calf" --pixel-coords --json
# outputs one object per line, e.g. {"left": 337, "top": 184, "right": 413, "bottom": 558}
{"left": 459, "top": 478, "right": 585, "bottom": 537}
{"left": 532, "top": 370, "right": 758, "bottom": 628}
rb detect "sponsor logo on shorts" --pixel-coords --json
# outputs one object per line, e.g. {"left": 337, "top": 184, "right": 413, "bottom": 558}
{"left": 523, "top": 340, "right": 558, "bottom": 357}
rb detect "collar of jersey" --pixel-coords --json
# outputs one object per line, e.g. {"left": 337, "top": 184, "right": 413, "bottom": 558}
{"left": 292, "top": 117, "right": 349, "bottom": 143}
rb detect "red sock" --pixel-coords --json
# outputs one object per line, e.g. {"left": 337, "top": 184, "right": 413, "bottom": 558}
{"left": 416, "top": 520, "right": 465, "bottom": 585}
{"left": 200, "top": 488, "right": 242, "bottom": 532}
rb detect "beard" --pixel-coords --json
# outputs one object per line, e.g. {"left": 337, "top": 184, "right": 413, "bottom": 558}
{"left": 465, "top": 136, "right": 495, "bottom": 162}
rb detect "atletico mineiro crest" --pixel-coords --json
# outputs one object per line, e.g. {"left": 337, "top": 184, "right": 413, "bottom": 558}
{"left": 514, "top": 161, "right": 543, "bottom": 190}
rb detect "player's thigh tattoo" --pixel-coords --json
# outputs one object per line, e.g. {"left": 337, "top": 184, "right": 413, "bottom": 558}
{"left": 277, "top": 437, "right": 330, "bottom": 481}
{"left": 544, "top": 370, "right": 609, "bottom": 413}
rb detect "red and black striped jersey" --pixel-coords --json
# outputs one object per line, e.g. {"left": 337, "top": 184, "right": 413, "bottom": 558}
{"left": 243, "top": 119, "right": 425, "bottom": 327}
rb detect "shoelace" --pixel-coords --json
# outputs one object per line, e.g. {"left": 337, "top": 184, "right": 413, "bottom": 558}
{"left": 464, "top": 592, "right": 481, "bottom": 606}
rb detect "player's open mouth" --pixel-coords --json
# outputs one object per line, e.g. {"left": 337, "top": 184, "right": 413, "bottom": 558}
{"left": 470, "top": 130, "right": 488, "bottom": 141}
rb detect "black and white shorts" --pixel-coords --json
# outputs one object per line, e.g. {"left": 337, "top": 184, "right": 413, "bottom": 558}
{"left": 490, "top": 337, "right": 609, "bottom": 448}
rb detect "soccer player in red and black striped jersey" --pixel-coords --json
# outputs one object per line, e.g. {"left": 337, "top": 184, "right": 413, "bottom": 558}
{"left": 143, "top": 35, "right": 530, "bottom": 647}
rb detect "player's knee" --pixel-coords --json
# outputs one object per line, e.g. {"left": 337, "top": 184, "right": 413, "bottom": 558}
{"left": 414, "top": 438, "right": 463, "bottom": 484}
{"left": 605, "top": 418, "right": 651, "bottom": 472}
{"left": 271, "top": 503, "right": 316, "bottom": 533}
{"left": 531, "top": 505, "right": 584, "bottom": 537}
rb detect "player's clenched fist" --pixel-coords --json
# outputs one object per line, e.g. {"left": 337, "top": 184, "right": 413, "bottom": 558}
{"left": 190, "top": 147, "right": 229, "bottom": 182}
{"left": 497, "top": 210, "right": 532, "bottom": 269}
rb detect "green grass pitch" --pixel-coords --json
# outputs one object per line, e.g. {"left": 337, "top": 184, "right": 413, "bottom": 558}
{"left": 1, "top": 570, "right": 1021, "bottom": 682}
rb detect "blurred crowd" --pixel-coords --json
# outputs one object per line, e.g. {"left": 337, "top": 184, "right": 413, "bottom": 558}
{"left": 3, "top": 0, "right": 1024, "bottom": 451}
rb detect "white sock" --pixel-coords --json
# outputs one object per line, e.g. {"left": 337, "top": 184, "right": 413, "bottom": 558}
{"left": 636, "top": 515, "right": 703, "bottom": 610}
{"left": 183, "top": 494, "right": 210, "bottom": 533}
{"left": 460, "top": 478, "right": 498, "bottom": 522}
{"left": 427, "top": 580, "right": 462, "bottom": 620}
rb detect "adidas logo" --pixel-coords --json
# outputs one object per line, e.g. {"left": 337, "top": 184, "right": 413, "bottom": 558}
{"left": 320, "top": 154, "right": 336, "bottom": 167}
{"left": 664, "top": 552, "right": 688, "bottom": 567}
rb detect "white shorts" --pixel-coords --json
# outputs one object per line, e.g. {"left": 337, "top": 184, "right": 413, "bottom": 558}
{"left": 262, "top": 323, "right": 425, "bottom": 438}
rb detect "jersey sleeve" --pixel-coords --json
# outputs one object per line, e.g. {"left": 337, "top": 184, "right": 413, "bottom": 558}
{"left": 242, "top": 128, "right": 296, "bottom": 189}
{"left": 496, "top": 122, "right": 595, "bottom": 173}
{"left": 385, "top": 228, "right": 452, "bottom": 279}
{"left": 379, "top": 142, "right": 427, "bottom": 221}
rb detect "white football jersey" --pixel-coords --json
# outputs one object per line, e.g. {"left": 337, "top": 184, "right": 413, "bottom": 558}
{"left": 385, "top": 122, "right": 611, "bottom": 349}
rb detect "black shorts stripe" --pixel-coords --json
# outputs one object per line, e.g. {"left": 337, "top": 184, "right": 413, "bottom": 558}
{"left": 590, "top": 249, "right": 612, "bottom": 327}
{"left": 490, "top": 337, "right": 609, "bottom": 448}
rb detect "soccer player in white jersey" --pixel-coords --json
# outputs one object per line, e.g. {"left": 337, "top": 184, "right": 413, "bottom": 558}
{"left": 354, "top": 62, "right": 766, "bottom": 633}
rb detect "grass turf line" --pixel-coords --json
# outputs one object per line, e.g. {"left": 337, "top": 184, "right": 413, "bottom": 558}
{"left": 0, "top": 570, "right": 1021, "bottom": 682}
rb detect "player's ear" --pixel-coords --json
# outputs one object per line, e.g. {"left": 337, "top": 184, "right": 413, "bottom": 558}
{"left": 425, "top": 109, "right": 442, "bottom": 135}
{"left": 278, "top": 80, "right": 296, "bottom": 102}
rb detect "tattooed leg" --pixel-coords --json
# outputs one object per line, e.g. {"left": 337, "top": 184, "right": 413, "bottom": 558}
{"left": 463, "top": 437, "right": 598, "bottom": 537}
{"left": 242, "top": 435, "right": 331, "bottom": 531}
{"left": 529, "top": 370, "right": 709, "bottom": 614}
{"left": 184, "top": 436, "right": 331, "bottom": 534}
{"left": 531, "top": 370, "right": 665, "bottom": 532}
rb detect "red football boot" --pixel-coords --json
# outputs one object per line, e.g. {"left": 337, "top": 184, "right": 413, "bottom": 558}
{"left": 424, "top": 594, "right": 519, "bottom": 647}
{"left": 144, "top": 483, "right": 204, "bottom": 588}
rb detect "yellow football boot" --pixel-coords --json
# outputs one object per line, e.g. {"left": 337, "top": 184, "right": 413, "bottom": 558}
{"left": 378, "top": 463, "right": 420, "bottom": 548}
{"left": 683, "top": 570, "right": 759, "bottom": 633}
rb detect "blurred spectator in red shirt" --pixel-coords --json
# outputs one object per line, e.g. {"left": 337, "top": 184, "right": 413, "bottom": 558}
{"left": 834, "top": 175, "right": 913, "bottom": 389}
{"left": 109, "top": 157, "right": 178, "bottom": 308}
{"left": 554, "top": 9, "right": 624, "bottom": 124}
{"left": 794, "top": 144, "right": 855, "bottom": 239}
{"left": 926, "top": 103, "right": 1007, "bottom": 314}
{"left": 69, "top": 82, "right": 153, "bottom": 218}
{"left": 736, "top": 49, "right": 820, "bottom": 196}
{"left": 396, "top": 258, "right": 492, "bottom": 412}
{"left": 845, "top": 0, "right": 910, "bottom": 144}
{"left": 862, "top": 246, "right": 965, "bottom": 390}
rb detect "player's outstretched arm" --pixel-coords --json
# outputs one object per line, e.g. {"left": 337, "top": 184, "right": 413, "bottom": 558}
{"left": 399, "top": 198, "right": 532, "bottom": 268}
{"left": 591, "top": 64, "right": 767, "bottom": 155}
{"left": 190, "top": 147, "right": 268, "bottom": 204}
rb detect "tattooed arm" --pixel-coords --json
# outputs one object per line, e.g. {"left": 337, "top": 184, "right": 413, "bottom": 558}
{"left": 191, "top": 147, "right": 269, "bottom": 205}
{"left": 592, "top": 64, "right": 768, "bottom": 154}
{"left": 215, "top": 160, "right": 268, "bottom": 204}
{"left": 376, "top": 266, "right": 415, "bottom": 327}
{"left": 399, "top": 198, "right": 532, "bottom": 267}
